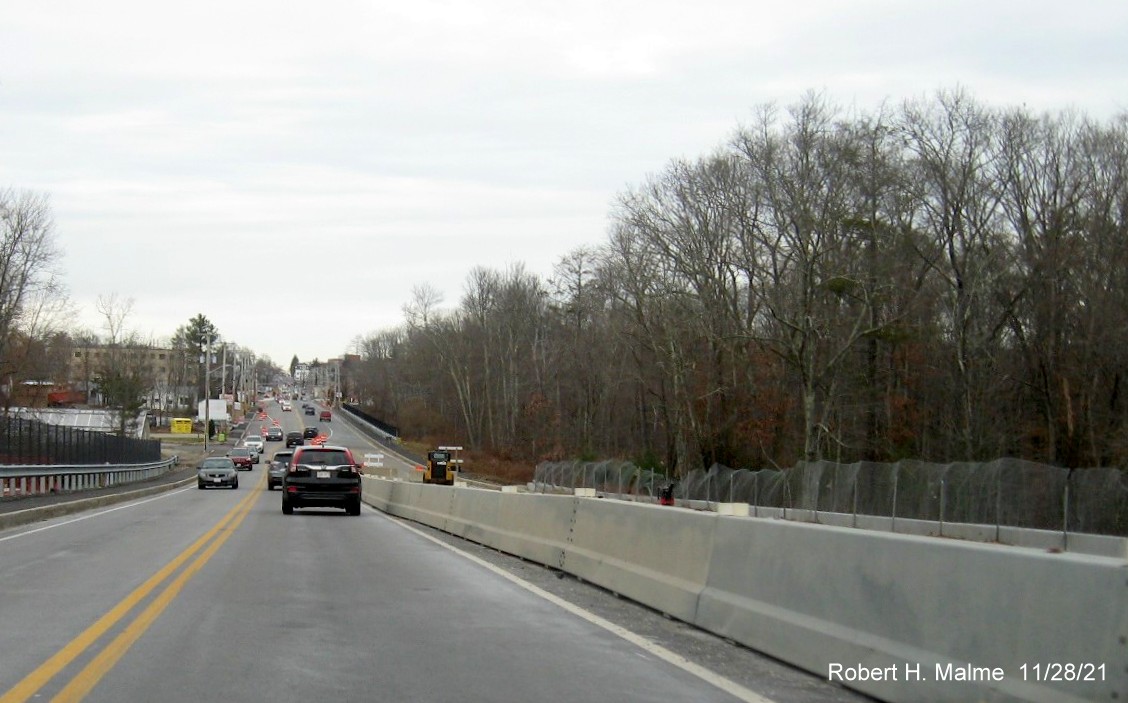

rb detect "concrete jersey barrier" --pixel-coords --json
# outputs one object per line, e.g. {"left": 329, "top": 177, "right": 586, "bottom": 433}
{"left": 565, "top": 498, "right": 716, "bottom": 624}
{"left": 359, "top": 476, "right": 1128, "bottom": 703}
{"left": 697, "top": 517, "right": 1126, "bottom": 702}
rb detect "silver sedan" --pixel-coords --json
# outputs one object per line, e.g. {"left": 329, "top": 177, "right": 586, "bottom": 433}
{"left": 197, "top": 457, "right": 239, "bottom": 489}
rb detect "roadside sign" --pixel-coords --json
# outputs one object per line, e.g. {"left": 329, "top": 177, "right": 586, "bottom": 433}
{"left": 435, "top": 446, "right": 465, "bottom": 472}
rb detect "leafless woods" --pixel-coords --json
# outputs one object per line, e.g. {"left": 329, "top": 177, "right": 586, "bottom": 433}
{"left": 347, "top": 91, "right": 1128, "bottom": 474}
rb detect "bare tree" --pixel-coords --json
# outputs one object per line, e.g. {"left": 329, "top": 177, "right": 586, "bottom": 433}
{"left": 2, "top": 279, "right": 74, "bottom": 407}
{"left": 1070, "top": 114, "right": 1128, "bottom": 464}
{"left": 548, "top": 247, "right": 607, "bottom": 457}
{"left": 829, "top": 107, "right": 931, "bottom": 459}
{"left": 404, "top": 283, "right": 485, "bottom": 446}
{"left": 733, "top": 95, "right": 900, "bottom": 460}
{"left": 0, "top": 189, "right": 65, "bottom": 409}
{"left": 348, "top": 92, "right": 1128, "bottom": 471}
{"left": 899, "top": 89, "right": 1014, "bottom": 459}
{"left": 93, "top": 294, "right": 152, "bottom": 436}
{"left": 602, "top": 216, "right": 699, "bottom": 471}
{"left": 995, "top": 108, "right": 1092, "bottom": 463}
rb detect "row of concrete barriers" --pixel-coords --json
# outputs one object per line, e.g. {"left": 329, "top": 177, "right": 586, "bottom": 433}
{"left": 533, "top": 483, "right": 1128, "bottom": 559}
{"left": 362, "top": 476, "right": 1127, "bottom": 703}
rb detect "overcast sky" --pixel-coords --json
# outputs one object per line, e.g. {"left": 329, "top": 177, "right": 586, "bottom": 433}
{"left": 2, "top": 1, "right": 1125, "bottom": 369}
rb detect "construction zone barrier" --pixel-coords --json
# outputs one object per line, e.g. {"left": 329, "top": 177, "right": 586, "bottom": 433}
{"left": 360, "top": 475, "right": 1128, "bottom": 703}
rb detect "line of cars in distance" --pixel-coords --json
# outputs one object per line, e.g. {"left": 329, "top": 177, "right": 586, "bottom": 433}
{"left": 196, "top": 406, "right": 362, "bottom": 516}
{"left": 197, "top": 408, "right": 315, "bottom": 489}
{"left": 287, "top": 428, "right": 319, "bottom": 447}
{"left": 301, "top": 402, "right": 332, "bottom": 422}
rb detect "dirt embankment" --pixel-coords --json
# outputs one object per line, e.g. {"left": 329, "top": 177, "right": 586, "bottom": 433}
{"left": 399, "top": 439, "right": 536, "bottom": 484}
{"left": 156, "top": 434, "right": 226, "bottom": 467}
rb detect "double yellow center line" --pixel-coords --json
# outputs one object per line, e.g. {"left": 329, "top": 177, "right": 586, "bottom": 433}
{"left": 0, "top": 471, "right": 265, "bottom": 703}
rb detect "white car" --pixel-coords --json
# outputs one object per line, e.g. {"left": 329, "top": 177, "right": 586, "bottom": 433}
{"left": 281, "top": 401, "right": 292, "bottom": 412}
{"left": 243, "top": 436, "right": 265, "bottom": 455}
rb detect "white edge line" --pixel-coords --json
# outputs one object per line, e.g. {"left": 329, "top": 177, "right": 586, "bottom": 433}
{"left": 0, "top": 487, "right": 193, "bottom": 543}
{"left": 379, "top": 510, "right": 777, "bottom": 703}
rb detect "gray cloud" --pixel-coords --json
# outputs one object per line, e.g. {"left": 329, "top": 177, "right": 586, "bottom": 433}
{"left": 3, "top": 0, "right": 1125, "bottom": 365}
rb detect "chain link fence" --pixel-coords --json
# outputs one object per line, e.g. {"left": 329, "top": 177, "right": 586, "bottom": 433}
{"left": 533, "top": 458, "right": 1128, "bottom": 537}
{"left": 0, "top": 416, "right": 160, "bottom": 465}
{"left": 534, "top": 460, "right": 666, "bottom": 497}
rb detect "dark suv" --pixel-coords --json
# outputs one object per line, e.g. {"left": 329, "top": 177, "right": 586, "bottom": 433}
{"left": 285, "top": 431, "right": 304, "bottom": 448}
{"left": 282, "top": 445, "right": 362, "bottom": 516}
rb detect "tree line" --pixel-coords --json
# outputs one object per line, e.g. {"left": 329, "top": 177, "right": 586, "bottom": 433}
{"left": 345, "top": 90, "right": 1128, "bottom": 473}
{"left": 0, "top": 188, "right": 281, "bottom": 429}
{"left": 0, "top": 189, "right": 276, "bottom": 425}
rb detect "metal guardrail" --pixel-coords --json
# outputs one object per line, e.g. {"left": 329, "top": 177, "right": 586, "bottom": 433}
{"left": 0, "top": 457, "right": 179, "bottom": 498}
{"left": 337, "top": 405, "right": 423, "bottom": 464}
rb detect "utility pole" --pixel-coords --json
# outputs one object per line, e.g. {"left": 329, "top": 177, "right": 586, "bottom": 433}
{"left": 203, "top": 334, "right": 212, "bottom": 452}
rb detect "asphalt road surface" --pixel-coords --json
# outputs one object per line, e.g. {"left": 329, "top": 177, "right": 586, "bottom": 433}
{"left": 0, "top": 401, "right": 872, "bottom": 703}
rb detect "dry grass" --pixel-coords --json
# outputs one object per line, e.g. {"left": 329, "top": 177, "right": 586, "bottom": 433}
{"left": 401, "top": 438, "right": 536, "bottom": 485}
{"left": 462, "top": 450, "right": 535, "bottom": 484}
{"left": 155, "top": 433, "right": 226, "bottom": 467}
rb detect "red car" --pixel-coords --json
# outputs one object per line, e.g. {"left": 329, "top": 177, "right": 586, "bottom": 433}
{"left": 227, "top": 448, "right": 255, "bottom": 471}
{"left": 320, "top": 410, "right": 332, "bottom": 422}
